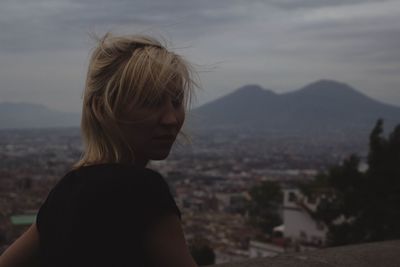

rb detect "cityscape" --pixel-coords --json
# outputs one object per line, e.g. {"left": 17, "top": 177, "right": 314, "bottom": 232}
{"left": 0, "top": 127, "right": 368, "bottom": 263}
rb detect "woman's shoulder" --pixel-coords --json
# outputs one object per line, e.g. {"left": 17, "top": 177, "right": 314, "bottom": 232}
{"left": 56, "top": 163, "right": 164, "bottom": 192}
{"left": 72, "top": 163, "right": 159, "bottom": 176}
{"left": 44, "top": 163, "right": 167, "bottom": 211}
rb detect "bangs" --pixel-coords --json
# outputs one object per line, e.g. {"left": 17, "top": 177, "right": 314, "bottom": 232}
{"left": 115, "top": 46, "right": 194, "bottom": 116}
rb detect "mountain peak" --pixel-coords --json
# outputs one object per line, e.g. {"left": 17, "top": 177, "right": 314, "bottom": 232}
{"left": 310, "top": 79, "right": 347, "bottom": 86}
{"left": 0, "top": 102, "right": 80, "bottom": 129}
{"left": 189, "top": 80, "right": 400, "bottom": 135}
{"left": 304, "top": 79, "right": 352, "bottom": 90}
{"left": 233, "top": 84, "right": 276, "bottom": 97}
{"left": 293, "top": 79, "right": 368, "bottom": 100}
{"left": 237, "top": 84, "right": 265, "bottom": 91}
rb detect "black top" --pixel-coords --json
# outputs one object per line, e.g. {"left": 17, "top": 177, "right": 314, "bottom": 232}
{"left": 36, "top": 163, "right": 181, "bottom": 267}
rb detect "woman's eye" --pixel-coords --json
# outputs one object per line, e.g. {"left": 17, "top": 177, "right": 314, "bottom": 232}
{"left": 171, "top": 96, "right": 183, "bottom": 108}
{"left": 142, "top": 98, "right": 163, "bottom": 108}
{"left": 141, "top": 94, "right": 183, "bottom": 109}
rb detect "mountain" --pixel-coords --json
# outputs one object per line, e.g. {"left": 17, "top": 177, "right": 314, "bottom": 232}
{"left": 189, "top": 80, "right": 400, "bottom": 135}
{"left": 2, "top": 80, "right": 399, "bottom": 133}
{"left": 0, "top": 102, "right": 80, "bottom": 129}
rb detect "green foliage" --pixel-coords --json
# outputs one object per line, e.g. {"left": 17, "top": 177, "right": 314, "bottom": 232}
{"left": 247, "top": 181, "right": 283, "bottom": 234}
{"left": 306, "top": 119, "right": 400, "bottom": 246}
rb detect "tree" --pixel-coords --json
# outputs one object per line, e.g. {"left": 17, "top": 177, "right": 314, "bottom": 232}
{"left": 304, "top": 119, "right": 400, "bottom": 246}
{"left": 247, "top": 181, "right": 283, "bottom": 234}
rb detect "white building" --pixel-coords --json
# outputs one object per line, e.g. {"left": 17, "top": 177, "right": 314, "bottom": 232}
{"left": 280, "top": 188, "right": 327, "bottom": 247}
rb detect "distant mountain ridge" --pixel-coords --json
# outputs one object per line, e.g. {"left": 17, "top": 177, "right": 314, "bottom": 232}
{"left": 189, "top": 80, "right": 400, "bottom": 134}
{"left": 1, "top": 80, "right": 399, "bottom": 132}
{"left": 0, "top": 102, "right": 80, "bottom": 129}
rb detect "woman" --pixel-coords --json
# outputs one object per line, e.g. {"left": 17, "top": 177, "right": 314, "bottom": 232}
{"left": 0, "top": 33, "right": 198, "bottom": 267}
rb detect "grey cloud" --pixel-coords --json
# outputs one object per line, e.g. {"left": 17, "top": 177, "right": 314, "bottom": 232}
{"left": 285, "top": 15, "right": 400, "bottom": 65}
{"left": 267, "top": 0, "right": 389, "bottom": 10}
{"left": 0, "top": 0, "right": 249, "bottom": 52}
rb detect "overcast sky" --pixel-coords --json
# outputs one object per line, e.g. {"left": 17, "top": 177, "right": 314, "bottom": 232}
{"left": 1, "top": 0, "right": 399, "bottom": 112}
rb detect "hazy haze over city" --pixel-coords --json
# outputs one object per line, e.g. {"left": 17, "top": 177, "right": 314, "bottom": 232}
{"left": 0, "top": 0, "right": 399, "bottom": 112}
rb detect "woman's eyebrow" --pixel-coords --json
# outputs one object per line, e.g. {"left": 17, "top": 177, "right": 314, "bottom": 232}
{"left": 167, "top": 87, "right": 184, "bottom": 98}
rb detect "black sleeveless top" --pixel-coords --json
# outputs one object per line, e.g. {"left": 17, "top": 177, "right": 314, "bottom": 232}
{"left": 36, "top": 164, "right": 181, "bottom": 267}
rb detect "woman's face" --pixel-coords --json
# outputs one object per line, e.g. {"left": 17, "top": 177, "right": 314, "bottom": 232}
{"left": 119, "top": 91, "right": 185, "bottom": 165}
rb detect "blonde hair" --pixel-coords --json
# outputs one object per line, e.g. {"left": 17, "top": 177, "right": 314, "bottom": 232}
{"left": 74, "top": 33, "right": 196, "bottom": 168}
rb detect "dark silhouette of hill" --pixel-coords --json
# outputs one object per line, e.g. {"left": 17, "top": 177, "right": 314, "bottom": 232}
{"left": 189, "top": 80, "right": 400, "bottom": 135}
{"left": 1, "top": 80, "right": 399, "bottom": 133}
{"left": 0, "top": 102, "right": 80, "bottom": 129}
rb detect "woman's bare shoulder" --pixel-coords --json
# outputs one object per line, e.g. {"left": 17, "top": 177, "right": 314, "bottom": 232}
{"left": 143, "top": 215, "right": 198, "bottom": 267}
{"left": 0, "top": 223, "right": 40, "bottom": 267}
